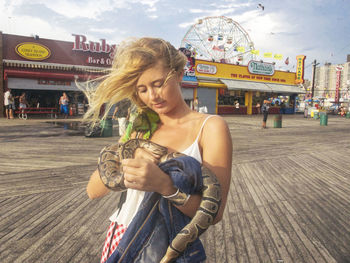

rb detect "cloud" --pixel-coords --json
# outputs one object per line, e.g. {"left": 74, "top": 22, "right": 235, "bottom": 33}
{"left": 178, "top": 20, "right": 196, "bottom": 29}
{"left": 148, "top": 14, "right": 158, "bottom": 19}
{"left": 189, "top": 9, "right": 207, "bottom": 14}
{"left": 2, "top": 0, "right": 161, "bottom": 20}
{"left": 1, "top": 0, "right": 349, "bottom": 80}
{"left": 3, "top": 15, "right": 72, "bottom": 41}
{"left": 89, "top": 28, "right": 116, "bottom": 34}
{"left": 135, "top": 0, "right": 160, "bottom": 8}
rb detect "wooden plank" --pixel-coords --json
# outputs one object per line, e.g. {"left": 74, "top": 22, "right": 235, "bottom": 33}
{"left": 0, "top": 115, "right": 350, "bottom": 262}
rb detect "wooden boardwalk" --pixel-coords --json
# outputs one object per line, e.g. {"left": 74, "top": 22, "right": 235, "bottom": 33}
{"left": 0, "top": 115, "right": 349, "bottom": 263}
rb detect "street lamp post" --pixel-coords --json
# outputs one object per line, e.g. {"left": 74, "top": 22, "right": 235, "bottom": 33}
{"left": 311, "top": 59, "right": 320, "bottom": 106}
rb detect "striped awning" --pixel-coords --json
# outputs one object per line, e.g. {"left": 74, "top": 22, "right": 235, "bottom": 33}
{"left": 3, "top": 59, "right": 110, "bottom": 73}
{"left": 220, "top": 79, "right": 306, "bottom": 94}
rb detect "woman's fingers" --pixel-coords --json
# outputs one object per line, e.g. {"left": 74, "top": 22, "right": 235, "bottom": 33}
{"left": 123, "top": 176, "right": 142, "bottom": 190}
{"left": 134, "top": 148, "right": 160, "bottom": 163}
{"left": 121, "top": 158, "right": 170, "bottom": 192}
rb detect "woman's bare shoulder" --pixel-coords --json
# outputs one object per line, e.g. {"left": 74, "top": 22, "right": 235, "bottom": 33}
{"left": 203, "top": 114, "right": 228, "bottom": 129}
{"left": 201, "top": 115, "right": 230, "bottom": 143}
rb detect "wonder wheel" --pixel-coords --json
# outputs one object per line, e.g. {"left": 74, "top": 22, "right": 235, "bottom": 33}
{"left": 181, "top": 16, "right": 256, "bottom": 64}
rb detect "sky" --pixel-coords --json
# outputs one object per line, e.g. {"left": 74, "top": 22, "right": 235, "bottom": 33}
{"left": 0, "top": 0, "right": 349, "bottom": 80}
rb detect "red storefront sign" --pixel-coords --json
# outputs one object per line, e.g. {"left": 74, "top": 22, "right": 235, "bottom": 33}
{"left": 3, "top": 33, "right": 114, "bottom": 67}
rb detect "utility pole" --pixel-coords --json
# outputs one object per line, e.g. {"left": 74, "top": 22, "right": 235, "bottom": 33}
{"left": 311, "top": 59, "right": 320, "bottom": 106}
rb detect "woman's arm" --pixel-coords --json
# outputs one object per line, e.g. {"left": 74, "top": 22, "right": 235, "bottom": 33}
{"left": 200, "top": 116, "right": 232, "bottom": 223}
{"left": 86, "top": 133, "right": 142, "bottom": 199}
{"left": 86, "top": 169, "right": 110, "bottom": 199}
{"left": 86, "top": 135, "right": 127, "bottom": 199}
{"left": 169, "top": 116, "right": 232, "bottom": 224}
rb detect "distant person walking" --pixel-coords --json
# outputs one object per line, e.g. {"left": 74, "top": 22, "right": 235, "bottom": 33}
{"left": 261, "top": 99, "right": 271, "bottom": 129}
{"left": 280, "top": 100, "right": 286, "bottom": 114}
{"left": 113, "top": 99, "right": 131, "bottom": 137}
{"left": 193, "top": 97, "right": 199, "bottom": 112}
{"left": 19, "top": 92, "right": 28, "bottom": 109}
{"left": 59, "top": 92, "right": 69, "bottom": 118}
{"left": 4, "top": 88, "right": 14, "bottom": 119}
{"left": 256, "top": 102, "right": 261, "bottom": 114}
{"left": 235, "top": 100, "right": 240, "bottom": 114}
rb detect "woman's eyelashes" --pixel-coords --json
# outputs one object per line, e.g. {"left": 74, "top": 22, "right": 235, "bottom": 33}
{"left": 136, "top": 77, "right": 167, "bottom": 94}
{"left": 137, "top": 86, "right": 147, "bottom": 93}
{"left": 152, "top": 80, "right": 164, "bottom": 88}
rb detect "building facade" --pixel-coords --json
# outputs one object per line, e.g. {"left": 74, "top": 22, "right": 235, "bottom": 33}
{"left": 0, "top": 32, "right": 200, "bottom": 117}
{"left": 313, "top": 59, "right": 350, "bottom": 102}
{"left": 1, "top": 32, "right": 305, "bottom": 117}
{"left": 193, "top": 59, "right": 305, "bottom": 115}
{"left": 0, "top": 32, "right": 115, "bottom": 117}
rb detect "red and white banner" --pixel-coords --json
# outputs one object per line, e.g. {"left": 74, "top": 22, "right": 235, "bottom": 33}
{"left": 335, "top": 66, "right": 343, "bottom": 103}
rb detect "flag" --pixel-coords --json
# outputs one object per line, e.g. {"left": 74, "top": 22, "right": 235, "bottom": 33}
{"left": 263, "top": 52, "right": 272, "bottom": 58}
{"left": 274, "top": 54, "right": 283, "bottom": 60}
{"left": 285, "top": 57, "right": 289, "bottom": 65}
{"left": 237, "top": 46, "right": 245, "bottom": 52}
{"left": 250, "top": 49, "right": 260, "bottom": 55}
{"left": 212, "top": 45, "right": 225, "bottom": 51}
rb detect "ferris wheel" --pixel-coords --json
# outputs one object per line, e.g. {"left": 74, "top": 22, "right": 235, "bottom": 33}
{"left": 181, "top": 16, "right": 256, "bottom": 64}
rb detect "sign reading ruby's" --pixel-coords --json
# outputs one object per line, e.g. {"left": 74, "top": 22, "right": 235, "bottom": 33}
{"left": 72, "top": 34, "right": 117, "bottom": 58}
{"left": 15, "top": 42, "right": 51, "bottom": 61}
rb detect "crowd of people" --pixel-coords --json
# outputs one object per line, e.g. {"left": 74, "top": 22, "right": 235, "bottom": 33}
{"left": 3, "top": 89, "right": 29, "bottom": 119}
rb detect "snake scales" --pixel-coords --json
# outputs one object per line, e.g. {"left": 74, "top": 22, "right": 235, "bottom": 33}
{"left": 98, "top": 138, "right": 221, "bottom": 263}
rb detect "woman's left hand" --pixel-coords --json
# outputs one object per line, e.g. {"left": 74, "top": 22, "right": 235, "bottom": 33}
{"left": 121, "top": 158, "right": 174, "bottom": 195}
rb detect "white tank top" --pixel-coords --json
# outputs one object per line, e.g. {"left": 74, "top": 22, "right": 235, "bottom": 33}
{"left": 109, "top": 115, "right": 215, "bottom": 224}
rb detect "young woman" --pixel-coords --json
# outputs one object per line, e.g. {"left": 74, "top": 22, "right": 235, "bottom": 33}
{"left": 86, "top": 38, "right": 232, "bottom": 263}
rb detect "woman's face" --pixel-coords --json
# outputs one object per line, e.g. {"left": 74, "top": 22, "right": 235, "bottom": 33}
{"left": 136, "top": 60, "right": 183, "bottom": 115}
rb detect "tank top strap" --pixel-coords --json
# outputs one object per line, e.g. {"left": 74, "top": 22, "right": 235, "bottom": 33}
{"left": 194, "top": 115, "right": 215, "bottom": 143}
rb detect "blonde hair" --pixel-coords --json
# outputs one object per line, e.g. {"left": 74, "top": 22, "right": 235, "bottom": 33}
{"left": 83, "top": 37, "right": 187, "bottom": 123}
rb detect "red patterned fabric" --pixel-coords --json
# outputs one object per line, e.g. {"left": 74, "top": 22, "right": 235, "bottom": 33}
{"left": 100, "top": 222, "right": 127, "bottom": 263}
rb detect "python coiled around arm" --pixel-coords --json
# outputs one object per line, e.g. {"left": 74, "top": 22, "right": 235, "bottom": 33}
{"left": 98, "top": 138, "right": 222, "bottom": 263}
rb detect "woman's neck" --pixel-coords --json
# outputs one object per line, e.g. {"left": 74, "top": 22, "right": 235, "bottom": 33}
{"left": 158, "top": 101, "right": 193, "bottom": 126}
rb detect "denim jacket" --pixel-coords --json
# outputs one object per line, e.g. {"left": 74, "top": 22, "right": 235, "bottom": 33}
{"left": 106, "top": 156, "right": 206, "bottom": 263}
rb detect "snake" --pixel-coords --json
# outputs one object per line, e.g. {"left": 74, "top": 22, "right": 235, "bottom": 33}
{"left": 98, "top": 138, "right": 221, "bottom": 263}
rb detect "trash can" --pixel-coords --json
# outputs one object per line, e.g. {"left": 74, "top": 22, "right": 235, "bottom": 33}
{"left": 313, "top": 111, "right": 319, "bottom": 120}
{"left": 100, "top": 118, "right": 113, "bottom": 137}
{"left": 273, "top": 114, "right": 282, "bottom": 128}
{"left": 319, "top": 112, "right": 328, "bottom": 126}
{"left": 346, "top": 112, "right": 350, "bottom": 119}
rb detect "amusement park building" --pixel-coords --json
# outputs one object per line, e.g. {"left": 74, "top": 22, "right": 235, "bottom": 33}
{"left": 0, "top": 32, "right": 113, "bottom": 117}
{"left": 1, "top": 32, "right": 305, "bottom": 117}
{"left": 188, "top": 59, "right": 305, "bottom": 115}
{"left": 0, "top": 32, "right": 200, "bottom": 118}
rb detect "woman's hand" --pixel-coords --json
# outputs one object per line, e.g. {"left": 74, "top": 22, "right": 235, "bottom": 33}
{"left": 133, "top": 147, "right": 161, "bottom": 164}
{"left": 121, "top": 148, "right": 176, "bottom": 195}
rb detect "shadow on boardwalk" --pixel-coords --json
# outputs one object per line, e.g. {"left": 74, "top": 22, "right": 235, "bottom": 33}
{"left": 0, "top": 115, "right": 349, "bottom": 263}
